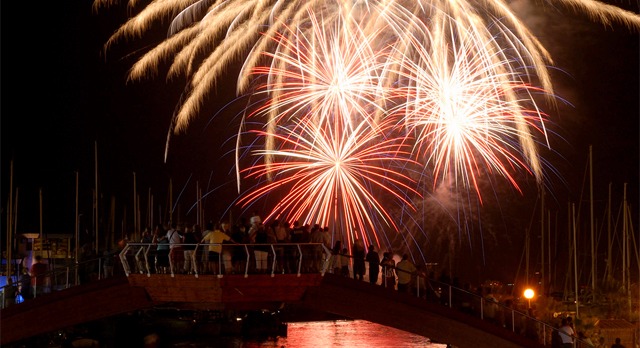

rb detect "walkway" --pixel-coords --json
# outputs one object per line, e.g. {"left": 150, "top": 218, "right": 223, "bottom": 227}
{"left": 1, "top": 243, "right": 551, "bottom": 347}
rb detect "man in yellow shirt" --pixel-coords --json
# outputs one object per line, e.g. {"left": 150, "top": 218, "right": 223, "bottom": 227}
{"left": 201, "top": 222, "right": 232, "bottom": 274}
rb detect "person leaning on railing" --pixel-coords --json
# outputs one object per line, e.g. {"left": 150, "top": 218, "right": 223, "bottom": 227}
{"left": 201, "top": 222, "right": 232, "bottom": 275}
{"left": 153, "top": 224, "right": 170, "bottom": 274}
{"left": 395, "top": 254, "right": 417, "bottom": 293}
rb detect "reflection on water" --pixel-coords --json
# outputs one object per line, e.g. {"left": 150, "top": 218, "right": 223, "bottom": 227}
{"left": 167, "top": 320, "right": 447, "bottom": 348}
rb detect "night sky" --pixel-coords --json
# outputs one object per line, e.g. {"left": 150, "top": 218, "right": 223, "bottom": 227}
{"left": 1, "top": 1, "right": 638, "bottom": 283}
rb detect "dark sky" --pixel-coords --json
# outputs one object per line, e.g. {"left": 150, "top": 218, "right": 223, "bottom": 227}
{"left": 1, "top": 1, "right": 638, "bottom": 279}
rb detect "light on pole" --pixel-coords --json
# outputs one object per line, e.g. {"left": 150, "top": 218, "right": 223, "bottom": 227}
{"left": 524, "top": 288, "right": 535, "bottom": 309}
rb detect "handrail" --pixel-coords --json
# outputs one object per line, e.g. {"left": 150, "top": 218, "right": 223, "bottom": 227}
{"left": 0, "top": 253, "right": 117, "bottom": 308}
{"left": 326, "top": 251, "right": 593, "bottom": 348}
{"left": 120, "top": 242, "right": 332, "bottom": 279}
{"left": 2, "top": 247, "right": 594, "bottom": 347}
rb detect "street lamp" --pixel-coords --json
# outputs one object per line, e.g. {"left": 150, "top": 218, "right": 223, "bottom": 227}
{"left": 524, "top": 288, "right": 535, "bottom": 309}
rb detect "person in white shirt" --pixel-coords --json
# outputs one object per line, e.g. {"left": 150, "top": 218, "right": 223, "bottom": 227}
{"left": 166, "top": 222, "right": 184, "bottom": 273}
{"left": 559, "top": 317, "right": 575, "bottom": 347}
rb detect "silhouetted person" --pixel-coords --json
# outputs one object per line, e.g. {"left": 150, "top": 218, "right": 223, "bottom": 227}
{"left": 103, "top": 248, "right": 115, "bottom": 278}
{"left": 330, "top": 240, "right": 342, "bottom": 274}
{"left": 366, "top": 245, "right": 380, "bottom": 285}
{"left": 167, "top": 222, "right": 184, "bottom": 274}
{"left": 395, "top": 253, "right": 416, "bottom": 293}
{"left": 577, "top": 331, "right": 593, "bottom": 347}
{"left": 611, "top": 337, "right": 625, "bottom": 348}
{"left": 182, "top": 225, "right": 200, "bottom": 274}
{"left": 551, "top": 321, "right": 563, "bottom": 348}
{"left": 558, "top": 317, "right": 575, "bottom": 347}
{"left": 381, "top": 252, "right": 396, "bottom": 289}
{"left": 4, "top": 278, "right": 18, "bottom": 306}
{"left": 230, "top": 222, "right": 249, "bottom": 274}
{"left": 202, "top": 222, "right": 232, "bottom": 274}
{"left": 155, "top": 229, "right": 170, "bottom": 274}
{"left": 249, "top": 222, "right": 269, "bottom": 273}
{"left": 483, "top": 288, "right": 499, "bottom": 325}
{"left": 30, "top": 255, "right": 48, "bottom": 297}
{"left": 352, "top": 238, "right": 366, "bottom": 281}
{"left": 309, "top": 225, "right": 325, "bottom": 272}
{"left": 339, "top": 248, "right": 350, "bottom": 277}
{"left": 274, "top": 220, "right": 290, "bottom": 274}
{"left": 18, "top": 267, "right": 32, "bottom": 300}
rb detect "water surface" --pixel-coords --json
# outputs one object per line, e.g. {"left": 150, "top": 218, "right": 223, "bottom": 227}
{"left": 166, "top": 320, "right": 448, "bottom": 347}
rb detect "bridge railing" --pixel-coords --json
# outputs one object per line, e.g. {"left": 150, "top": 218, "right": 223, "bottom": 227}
{"left": 0, "top": 255, "right": 117, "bottom": 308}
{"left": 1, "top": 249, "right": 594, "bottom": 347}
{"left": 119, "top": 242, "right": 333, "bottom": 278}
{"left": 322, "top": 250, "right": 588, "bottom": 348}
{"left": 390, "top": 269, "right": 590, "bottom": 348}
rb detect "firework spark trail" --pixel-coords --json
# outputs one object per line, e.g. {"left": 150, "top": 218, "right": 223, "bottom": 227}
{"left": 236, "top": 116, "right": 420, "bottom": 249}
{"left": 95, "top": 0, "right": 640, "bottom": 252}
{"left": 244, "top": 10, "right": 396, "bottom": 187}
{"left": 249, "top": 15, "right": 391, "bottom": 131}
{"left": 249, "top": 7, "right": 553, "bottom": 203}
{"left": 95, "top": 0, "right": 640, "bottom": 183}
{"left": 94, "top": 0, "right": 640, "bottom": 130}
{"left": 237, "top": 11, "right": 422, "bottom": 246}
{"left": 389, "top": 19, "right": 553, "bottom": 200}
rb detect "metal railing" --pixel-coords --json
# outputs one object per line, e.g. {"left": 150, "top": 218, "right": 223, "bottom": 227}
{"left": 1, "top": 247, "right": 593, "bottom": 347}
{"left": 119, "top": 242, "right": 333, "bottom": 278}
{"left": 368, "top": 261, "right": 591, "bottom": 348}
{"left": 0, "top": 254, "right": 118, "bottom": 308}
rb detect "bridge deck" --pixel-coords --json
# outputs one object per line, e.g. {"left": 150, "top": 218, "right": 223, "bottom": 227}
{"left": 304, "top": 274, "right": 545, "bottom": 348}
{"left": 1, "top": 273, "right": 545, "bottom": 348}
{"left": 127, "top": 273, "right": 324, "bottom": 310}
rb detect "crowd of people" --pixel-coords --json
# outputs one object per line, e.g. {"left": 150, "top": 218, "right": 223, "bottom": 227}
{"left": 130, "top": 215, "right": 427, "bottom": 290}
{"left": 2, "top": 215, "right": 633, "bottom": 348}
{"left": 110, "top": 216, "right": 626, "bottom": 348}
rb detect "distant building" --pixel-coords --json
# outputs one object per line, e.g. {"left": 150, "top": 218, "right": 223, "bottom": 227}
{"left": 594, "top": 319, "right": 636, "bottom": 348}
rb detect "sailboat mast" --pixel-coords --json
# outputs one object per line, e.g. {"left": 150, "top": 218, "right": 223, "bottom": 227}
{"left": 589, "top": 146, "right": 595, "bottom": 301}
{"left": 75, "top": 172, "right": 79, "bottom": 285}
{"left": 604, "top": 183, "right": 612, "bottom": 284}
{"left": 148, "top": 188, "right": 152, "bottom": 229}
{"left": 9, "top": 188, "right": 18, "bottom": 281}
{"left": 6, "top": 160, "right": 13, "bottom": 280}
{"left": 526, "top": 227, "right": 530, "bottom": 288}
{"left": 95, "top": 141, "right": 99, "bottom": 255}
{"left": 622, "top": 184, "right": 627, "bottom": 293}
{"left": 572, "top": 203, "right": 579, "bottom": 319}
{"left": 169, "top": 178, "right": 173, "bottom": 224}
{"left": 547, "top": 210, "right": 552, "bottom": 295}
{"left": 540, "top": 187, "right": 545, "bottom": 295}
{"left": 39, "top": 189, "right": 43, "bottom": 238}
{"left": 196, "top": 181, "right": 201, "bottom": 228}
{"left": 623, "top": 183, "right": 631, "bottom": 314}
{"left": 133, "top": 172, "right": 137, "bottom": 241}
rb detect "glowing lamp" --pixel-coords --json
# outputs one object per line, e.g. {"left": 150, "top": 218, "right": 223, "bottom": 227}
{"left": 524, "top": 288, "right": 535, "bottom": 309}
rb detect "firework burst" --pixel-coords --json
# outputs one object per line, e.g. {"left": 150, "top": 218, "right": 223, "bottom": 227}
{"left": 388, "top": 21, "right": 554, "bottom": 201}
{"left": 94, "top": 0, "right": 640, "bottom": 133}
{"left": 96, "top": 0, "right": 640, "bottom": 254}
{"left": 236, "top": 116, "right": 420, "bottom": 249}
